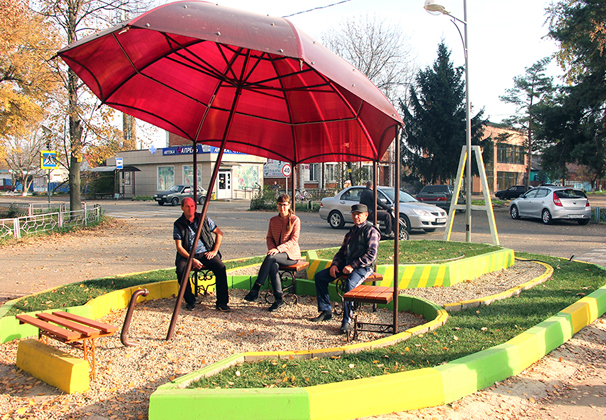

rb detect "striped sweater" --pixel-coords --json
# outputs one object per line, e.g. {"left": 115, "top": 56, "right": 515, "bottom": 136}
{"left": 266, "top": 214, "right": 301, "bottom": 260}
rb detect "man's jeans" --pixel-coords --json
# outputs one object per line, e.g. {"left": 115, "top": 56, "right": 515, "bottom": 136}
{"left": 314, "top": 266, "right": 373, "bottom": 323}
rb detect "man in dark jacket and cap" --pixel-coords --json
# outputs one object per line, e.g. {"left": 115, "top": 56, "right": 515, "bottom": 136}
{"left": 173, "top": 197, "right": 229, "bottom": 312}
{"left": 310, "top": 203, "right": 380, "bottom": 334}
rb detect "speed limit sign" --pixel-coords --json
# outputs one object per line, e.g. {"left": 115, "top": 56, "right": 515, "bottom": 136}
{"left": 281, "top": 163, "right": 292, "bottom": 177}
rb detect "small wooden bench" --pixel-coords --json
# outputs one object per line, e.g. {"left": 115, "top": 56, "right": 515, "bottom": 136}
{"left": 264, "top": 260, "right": 309, "bottom": 305}
{"left": 192, "top": 265, "right": 215, "bottom": 296}
{"left": 342, "top": 279, "right": 397, "bottom": 341}
{"left": 334, "top": 272, "right": 384, "bottom": 315}
{"left": 16, "top": 311, "right": 118, "bottom": 379}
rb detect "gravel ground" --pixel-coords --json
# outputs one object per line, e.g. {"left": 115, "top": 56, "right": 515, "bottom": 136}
{"left": 0, "top": 261, "right": 547, "bottom": 419}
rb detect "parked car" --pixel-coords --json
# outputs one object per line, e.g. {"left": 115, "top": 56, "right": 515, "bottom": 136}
{"left": 154, "top": 185, "right": 206, "bottom": 206}
{"left": 495, "top": 185, "right": 527, "bottom": 200}
{"left": 509, "top": 186, "right": 591, "bottom": 225}
{"left": 415, "top": 184, "right": 465, "bottom": 212}
{"left": 319, "top": 186, "right": 448, "bottom": 233}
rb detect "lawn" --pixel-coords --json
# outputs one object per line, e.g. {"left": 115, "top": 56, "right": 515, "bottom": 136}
{"left": 189, "top": 253, "right": 605, "bottom": 389}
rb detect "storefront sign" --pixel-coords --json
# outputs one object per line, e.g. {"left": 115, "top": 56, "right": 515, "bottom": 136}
{"left": 162, "top": 145, "right": 243, "bottom": 156}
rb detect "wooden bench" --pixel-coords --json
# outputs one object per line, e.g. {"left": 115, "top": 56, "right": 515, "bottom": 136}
{"left": 192, "top": 265, "right": 215, "bottom": 296}
{"left": 334, "top": 272, "right": 384, "bottom": 315}
{"left": 264, "top": 260, "right": 309, "bottom": 305}
{"left": 16, "top": 311, "right": 118, "bottom": 379}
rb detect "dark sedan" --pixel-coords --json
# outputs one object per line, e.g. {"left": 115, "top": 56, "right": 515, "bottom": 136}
{"left": 495, "top": 185, "right": 527, "bottom": 200}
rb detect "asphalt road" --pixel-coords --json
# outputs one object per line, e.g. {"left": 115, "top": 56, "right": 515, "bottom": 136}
{"left": 100, "top": 197, "right": 606, "bottom": 259}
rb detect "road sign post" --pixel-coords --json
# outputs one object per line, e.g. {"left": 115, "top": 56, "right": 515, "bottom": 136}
{"left": 282, "top": 163, "right": 291, "bottom": 196}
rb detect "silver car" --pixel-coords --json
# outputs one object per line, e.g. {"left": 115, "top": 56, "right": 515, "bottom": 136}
{"left": 509, "top": 186, "right": 591, "bottom": 225}
{"left": 319, "top": 186, "right": 448, "bottom": 233}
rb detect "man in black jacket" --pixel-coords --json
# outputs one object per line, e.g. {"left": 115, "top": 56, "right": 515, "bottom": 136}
{"left": 173, "top": 197, "right": 229, "bottom": 312}
{"left": 310, "top": 204, "right": 380, "bottom": 334}
{"left": 359, "top": 181, "right": 392, "bottom": 236}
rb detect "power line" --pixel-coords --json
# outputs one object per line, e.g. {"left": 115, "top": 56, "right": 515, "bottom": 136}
{"left": 282, "top": 0, "right": 352, "bottom": 18}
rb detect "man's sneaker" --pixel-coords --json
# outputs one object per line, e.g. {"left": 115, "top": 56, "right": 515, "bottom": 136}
{"left": 268, "top": 299, "right": 284, "bottom": 312}
{"left": 185, "top": 302, "right": 195, "bottom": 311}
{"left": 244, "top": 288, "right": 260, "bottom": 302}
{"left": 340, "top": 320, "right": 352, "bottom": 334}
{"left": 310, "top": 310, "right": 332, "bottom": 322}
{"left": 216, "top": 303, "right": 231, "bottom": 312}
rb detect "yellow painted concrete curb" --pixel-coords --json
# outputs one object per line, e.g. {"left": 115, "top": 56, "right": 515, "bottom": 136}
{"left": 16, "top": 339, "right": 89, "bottom": 394}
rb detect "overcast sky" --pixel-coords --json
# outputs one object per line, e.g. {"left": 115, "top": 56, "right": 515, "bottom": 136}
{"left": 144, "top": 0, "right": 563, "bottom": 146}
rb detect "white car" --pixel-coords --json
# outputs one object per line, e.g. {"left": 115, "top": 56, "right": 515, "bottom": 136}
{"left": 319, "top": 186, "right": 448, "bottom": 233}
{"left": 509, "top": 186, "right": 591, "bottom": 225}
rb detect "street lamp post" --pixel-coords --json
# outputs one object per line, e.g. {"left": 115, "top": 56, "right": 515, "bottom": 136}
{"left": 424, "top": 0, "right": 472, "bottom": 242}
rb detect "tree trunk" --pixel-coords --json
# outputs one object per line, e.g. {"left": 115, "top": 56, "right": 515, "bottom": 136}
{"left": 68, "top": 68, "right": 83, "bottom": 211}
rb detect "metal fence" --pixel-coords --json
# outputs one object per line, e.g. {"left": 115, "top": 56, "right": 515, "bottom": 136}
{"left": 0, "top": 204, "right": 102, "bottom": 240}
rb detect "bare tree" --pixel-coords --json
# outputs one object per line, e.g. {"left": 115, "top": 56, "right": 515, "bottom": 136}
{"left": 322, "top": 14, "right": 416, "bottom": 186}
{"left": 32, "top": 0, "right": 151, "bottom": 210}
{"left": 322, "top": 14, "right": 417, "bottom": 104}
{"left": 4, "top": 128, "right": 46, "bottom": 196}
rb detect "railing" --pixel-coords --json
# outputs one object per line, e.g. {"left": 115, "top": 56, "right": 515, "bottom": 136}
{"left": 0, "top": 204, "right": 102, "bottom": 240}
{"left": 592, "top": 207, "right": 606, "bottom": 224}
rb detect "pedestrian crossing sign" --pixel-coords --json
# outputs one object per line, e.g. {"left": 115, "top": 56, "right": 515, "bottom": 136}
{"left": 41, "top": 151, "right": 58, "bottom": 169}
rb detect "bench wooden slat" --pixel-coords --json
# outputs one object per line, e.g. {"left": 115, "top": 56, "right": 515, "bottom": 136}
{"left": 344, "top": 285, "right": 394, "bottom": 304}
{"left": 36, "top": 313, "right": 98, "bottom": 337}
{"left": 280, "top": 261, "right": 309, "bottom": 272}
{"left": 17, "top": 314, "right": 82, "bottom": 341}
{"left": 52, "top": 311, "right": 119, "bottom": 333}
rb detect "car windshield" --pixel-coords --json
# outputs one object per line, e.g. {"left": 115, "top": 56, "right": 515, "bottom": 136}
{"left": 380, "top": 188, "right": 417, "bottom": 203}
{"left": 555, "top": 189, "right": 586, "bottom": 199}
{"left": 167, "top": 185, "right": 182, "bottom": 193}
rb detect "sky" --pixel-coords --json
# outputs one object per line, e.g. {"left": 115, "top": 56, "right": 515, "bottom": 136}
{"left": 143, "top": 0, "right": 562, "bottom": 147}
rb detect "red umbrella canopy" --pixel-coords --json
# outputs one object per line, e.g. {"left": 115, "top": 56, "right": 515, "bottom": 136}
{"left": 58, "top": 1, "right": 402, "bottom": 164}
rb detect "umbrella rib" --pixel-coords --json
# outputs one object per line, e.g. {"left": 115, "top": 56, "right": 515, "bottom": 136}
{"left": 327, "top": 78, "right": 380, "bottom": 160}
{"left": 106, "top": 101, "right": 194, "bottom": 141}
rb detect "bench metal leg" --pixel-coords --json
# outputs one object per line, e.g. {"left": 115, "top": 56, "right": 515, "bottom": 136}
{"left": 264, "top": 270, "right": 298, "bottom": 305}
{"left": 192, "top": 269, "right": 215, "bottom": 296}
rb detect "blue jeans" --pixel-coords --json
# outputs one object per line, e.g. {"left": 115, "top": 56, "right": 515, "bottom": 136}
{"left": 314, "top": 266, "right": 373, "bottom": 323}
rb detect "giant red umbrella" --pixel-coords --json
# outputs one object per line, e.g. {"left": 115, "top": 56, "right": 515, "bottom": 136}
{"left": 57, "top": 0, "right": 403, "bottom": 339}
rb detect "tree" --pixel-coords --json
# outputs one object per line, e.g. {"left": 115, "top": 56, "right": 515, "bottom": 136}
{"left": 34, "top": 0, "right": 150, "bottom": 210}
{"left": 322, "top": 14, "right": 416, "bottom": 103}
{"left": 322, "top": 14, "right": 416, "bottom": 186}
{"left": 500, "top": 58, "right": 554, "bottom": 189}
{"left": 4, "top": 127, "right": 47, "bottom": 195}
{"left": 0, "top": 0, "right": 61, "bottom": 140}
{"left": 535, "top": 1, "right": 606, "bottom": 188}
{"left": 399, "top": 42, "right": 487, "bottom": 184}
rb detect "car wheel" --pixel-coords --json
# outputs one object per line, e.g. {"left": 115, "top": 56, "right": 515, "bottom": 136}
{"left": 399, "top": 215, "right": 411, "bottom": 233}
{"left": 198, "top": 196, "right": 206, "bottom": 205}
{"left": 578, "top": 219, "right": 589, "bottom": 225}
{"left": 158, "top": 202, "right": 164, "bottom": 206}
{"left": 399, "top": 229, "right": 409, "bottom": 241}
{"left": 328, "top": 211, "right": 345, "bottom": 229}
{"left": 171, "top": 197, "right": 179, "bottom": 206}
{"left": 510, "top": 205, "right": 520, "bottom": 220}
{"left": 541, "top": 209, "right": 552, "bottom": 225}
{"left": 423, "top": 228, "right": 436, "bottom": 233}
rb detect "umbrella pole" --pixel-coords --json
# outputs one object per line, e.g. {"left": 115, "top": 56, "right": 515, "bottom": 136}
{"left": 393, "top": 127, "right": 402, "bottom": 334}
{"left": 372, "top": 162, "right": 378, "bottom": 226}
{"left": 166, "top": 87, "right": 244, "bottom": 341}
{"left": 291, "top": 162, "right": 296, "bottom": 212}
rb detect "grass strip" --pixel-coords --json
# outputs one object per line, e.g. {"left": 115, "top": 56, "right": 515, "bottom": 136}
{"left": 5, "top": 256, "right": 266, "bottom": 316}
{"left": 189, "top": 253, "right": 606, "bottom": 389}
{"left": 316, "top": 240, "right": 500, "bottom": 265}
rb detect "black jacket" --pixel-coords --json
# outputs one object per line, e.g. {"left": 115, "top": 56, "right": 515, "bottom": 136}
{"left": 360, "top": 188, "right": 390, "bottom": 212}
{"left": 173, "top": 213, "right": 220, "bottom": 265}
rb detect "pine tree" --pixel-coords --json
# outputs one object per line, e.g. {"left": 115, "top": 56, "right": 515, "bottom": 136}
{"left": 400, "top": 42, "right": 486, "bottom": 184}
